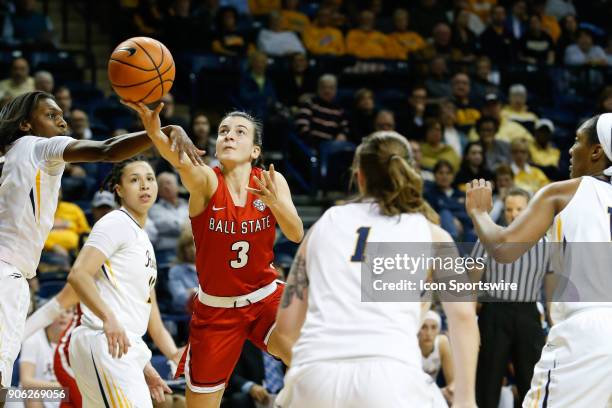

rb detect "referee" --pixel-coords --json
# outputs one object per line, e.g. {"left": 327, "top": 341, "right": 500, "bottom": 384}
{"left": 469, "top": 187, "right": 553, "bottom": 408}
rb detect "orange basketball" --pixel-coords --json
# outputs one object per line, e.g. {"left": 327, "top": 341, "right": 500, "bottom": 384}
{"left": 108, "top": 37, "right": 175, "bottom": 104}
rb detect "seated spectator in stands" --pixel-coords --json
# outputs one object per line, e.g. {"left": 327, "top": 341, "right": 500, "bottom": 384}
{"left": 279, "top": 0, "right": 309, "bottom": 34}
{"left": 545, "top": 0, "right": 575, "bottom": 20}
{"left": 54, "top": 86, "right": 72, "bottom": 121}
{"left": 470, "top": 56, "right": 499, "bottom": 107}
{"left": 167, "top": 226, "right": 197, "bottom": 312}
{"left": 420, "top": 117, "right": 461, "bottom": 172}
{"left": 90, "top": 190, "right": 117, "bottom": 225}
{"left": 397, "top": 85, "right": 428, "bottom": 140}
{"left": 564, "top": 29, "right": 608, "bottom": 67}
{"left": 490, "top": 163, "right": 514, "bottom": 223}
{"left": 69, "top": 109, "right": 92, "bottom": 140}
{"left": 418, "top": 23, "right": 459, "bottom": 62}
{"left": 419, "top": 310, "right": 454, "bottom": 404}
{"left": 302, "top": 6, "right": 345, "bottom": 56}
{"left": 348, "top": 88, "right": 376, "bottom": 143}
{"left": 374, "top": 109, "right": 395, "bottom": 132}
{"left": 248, "top": 0, "right": 280, "bottom": 16}
{"left": 12, "top": 0, "right": 55, "bottom": 48}
{"left": 519, "top": 14, "right": 555, "bottom": 65}
{"left": 212, "top": 6, "right": 254, "bottom": 56}
{"left": 501, "top": 84, "right": 538, "bottom": 131}
{"left": 451, "top": 9, "right": 477, "bottom": 63}
{"left": 0, "top": 57, "right": 34, "bottom": 99}
{"left": 33, "top": 70, "right": 53, "bottom": 93}
{"left": 510, "top": 138, "right": 549, "bottom": 194}
{"left": 149, "top": 172, "right": 189, "bottom": 258}
{"left": 257, "top": 10, "right": 305, "bottom": 56}
{"left": 454, "top": 142, "right": 493, "bottom": 191}
{"left": 235, "top": 51, "right": 278, "bottom": 121}
{"left": 556, "top": 14, "right": 578, "bottom": 60}
{"left": 466, "top": 0, "right": 495, "bottom": 27}
{"left": 164, "top": 0, "right": 209, "bottom": 51}
{"left": 451, "top": 73, "right": 480, "bottom": 132}
{"left": 478, "top": 4, "right": 516, "bottom": 65}
{"left": 439, "top": 99, "right": 466, "bottom": 158}
{"left": 345, "top": 10, "right": 394, "bottom": 60}
{"left": 475, "top": 116, "right": 511, "bottom": 173}
{"left": 424, "top": 56, "right": 452, "bottom": 100}
{"left": 532, "top": 0, "right": 560, "bottom": 42}
{"left": 191, "top": 112, "right": 213, "bottom": 151}
{"left": 408, "top": 139, "right": 434, "bottom": 183}
{"left": 20, "top": 307, "right": 73, "bottom": 391}
{"left": 469, "top": 93, "right": 532, "bottom": 143}
{"left": 410, "top": 0, "right": 448, "bottom": 37}
{"left": 425, "top": 159, "right": 474, "bottom": 241}
{"left": 296, "top": 73, "right": 349, "bottom": 150}
{"left": 529, "top": 118, "right": 561, "bottom": 180}
{"left": 387, "top": 8, "right": 426, "bottom": 60}
{"left": 505, "top": 0, "right": 528, "bottom": 42}
{"left": 44, "top": 189, "right": 91, "bottom": 258}
{"left": 160, "top": 92, "right": 189, "bottom": 129}
{"left": 274, "top": 52, "right": 316, "bottom": 113}
{"left": 446, "top": 0, "right": 485, "bottom": 37}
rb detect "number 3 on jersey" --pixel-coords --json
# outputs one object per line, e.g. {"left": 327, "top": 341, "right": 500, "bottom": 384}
{"left": 230, "top": 241, "right": 250, "bottom": 268}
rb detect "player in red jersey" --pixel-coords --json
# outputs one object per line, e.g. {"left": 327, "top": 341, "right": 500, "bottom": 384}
{"left": 124, "top": 101, "right": 303, "bottom": 408}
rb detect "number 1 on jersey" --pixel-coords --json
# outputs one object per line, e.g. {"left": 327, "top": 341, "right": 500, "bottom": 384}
{"left": 351, "top": 227, "right": 371, "bottom": 262}
{"left": 608, "top": 207, "right": 612, "bottom": 240}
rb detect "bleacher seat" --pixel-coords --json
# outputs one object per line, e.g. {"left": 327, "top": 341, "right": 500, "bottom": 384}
{"left": 319, "top": 141, "right": 357, "bottom": 194}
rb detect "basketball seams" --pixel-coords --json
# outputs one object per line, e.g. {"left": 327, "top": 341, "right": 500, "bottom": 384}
{"left": 108, "top": 57, "right": 158, "bottom": 72}
{"left": 139, "top": 80, "right": 174, "bottom": 103}
{"left": 132, "top": 39, "right": 164, "bottom": 101}
{"left": 110, "top": 62, "right": 174, "bottom": 88}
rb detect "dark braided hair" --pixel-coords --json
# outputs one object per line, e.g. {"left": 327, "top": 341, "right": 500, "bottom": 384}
{"left": 221, "top": 111, "right": 265, "bottom": 169}
{"left": 101, "top": 156, "right": 150, "bottom": 205}
{"left": 0, "top": 91, "right": 54, "bottom": 154}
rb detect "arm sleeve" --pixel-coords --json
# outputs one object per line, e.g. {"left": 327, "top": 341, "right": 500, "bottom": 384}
{"left": 83, "top": 213, "right": 130, "bottom": 259}
{"left": 32, "top": 136, "right": 76, "bottom": 164}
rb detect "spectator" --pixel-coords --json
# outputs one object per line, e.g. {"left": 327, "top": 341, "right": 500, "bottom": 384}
{"left": 519, "top": 14, "right": 555, "bottom": 65}
{"left": 212, "top": 6, "right": 254, "bottom": 56}
{"left": 545, "top": 0, "right": 575, "bottom": 20}
{"left": 447, "top": 0, "right": 485, "bottom": 36}
{"left": 345, "top": 10, "right": 394, "bottom": 60}
{"left": 475, "top": 116, "right": 511, "bottom": 173}
{"left": 0, "top": 57, "right": 34, "bottom": 99}
{"left": 490, "top": 163, "right": 515, "bottom": 223}
{"left": 295, "top": 74, "right": 349, "bottom": 150}
{"left": 274, "top": 52, "right": 316, "bottom": 112}
{"left": 408, "top": 139, "right": 434, "bottom": 183}
{"left": 191, "top": 112, "right": 213, "bottom": 152}
{"left": 466, "top": 0, "right": 496, "bottom": 25}
{"left": 470, "top": 56, "right": 499, "bottom": 107}
{"left": 19, "top": 307, "right": 73, "bottom": 398}
{"left": 420, "top": 117, "right": 461, "bottom": 172}
{"left": 397, "top": 85, "right": 428, "bottom": 140}
{"left": 44, "top": 190, "right": 91, "bottom": 258}
{"left": 159, "top": 92, "right": 189, "bottom": 129}
{"left": 478, "top": 5, "right": 516, "bottom": 65}
{"left": 439, "top": 99, "right": 466, "bottom": 158}
{"left": 532, "top": 0, "right": 560, "bottom": 42}
{"left": 149, "top": 172, "right": 189, "bottom": 259}
{"left": 167, "top": 225, "right": 197, "bottom": 312}
{"left": 302, "top": 6, "right": 345, "bottom": 56}
{"left": 555, "top": 14, "right": 577, "bottom": 57}
{"left": 54, "top": 86, "right": 72, "bottom": 120}
{"left": 12, "top": 0, "right": 54, "bottom": 48}
{"left": 69, "top": 109, "right": 92, "bottom": 140}
{"left": 454, "top": 141, "right": 493, "bottom": 191}
{"left": 387, "top": 8, "right": 426, "bottom": 60}
{"left": 425, "top": 56, "right": 452, "bottom": 100}
{"left": 451, "top": 73, "right": 480, "bottom": 132}
{"left": 501, "top": 84, "right": 539, "bottom": 131}
{"left": 510, "top": 138, "right": 550, "bottom": 194}
{"left": 348, "top": 88, "right": 376, "bottom": 143}
{"left": 410, "top": 0, "right": 448, "bottom": 37}
{"left": 469, "top": 93, "right": 533, "bottom": 144}
{"left": 425, "top": 159, "right": 474, "bottom": 241}
{"left": 234, "top": 51, "right": 278, "bottom": 121}
{"left": 164, "top": 0, "right": 208, "bottom": 51}
{"left": 374, "top": 109, "right": 395, "bottom": 132}
{"left": 529, "top": 118, "right": 561, "bottom": 180}
{"left": 596, "top": 86, "right": 612, "bottom": 114}
{"left": 418, "top": 22, "right": 458, "bottom": 62}
{"left": 257, "top": 10, "right": 305, "bottom": 57}
{"left": 451, "top": 9, "right": 477, "bottom": 63}
{"left": 505, "top": 0, "right": 528, "bottom": 42}
{"left": 90, "top": 190, "right": 117, "bottom": 225}
{"left": 419, "top": 310, "right": 454, "bottom": 404}
{"left": 564, "top": 29, "right": 608, "bottom": 67}
{"left": 33, "top": 70, "right": 53, "bottom": 93}
{"left": 279, "top": 0, "right": 309, "bottom": 34}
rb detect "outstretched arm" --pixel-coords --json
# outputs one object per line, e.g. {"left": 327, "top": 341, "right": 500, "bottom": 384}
{"left": 466, "top": 178, "right": 579, "bottom": 262}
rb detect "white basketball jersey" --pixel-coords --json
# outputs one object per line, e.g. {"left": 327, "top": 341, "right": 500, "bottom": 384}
{"left": 0, "top": 136, "right": 74, "bottom": 278}
{"left": 291, "top": 202, "right": 432, "bottom": 369}
{"left": 422, "top": 335, "right": 442, "bottom": 381}
{"left": 551, "top": 176, "right": 612, "bottom": 321}
{"left": 81, "top": 209, "right": 158, "bottom": 338}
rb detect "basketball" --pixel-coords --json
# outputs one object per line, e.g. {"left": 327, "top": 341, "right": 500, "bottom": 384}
{"left": 107, "top": 37, "right": 175, "bottom": 104}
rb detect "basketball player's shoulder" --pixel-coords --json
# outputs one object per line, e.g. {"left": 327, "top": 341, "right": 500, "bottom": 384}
{"left": 93, "top": 209, "right": 137, "bottom": 236}
{"left": 429, "top": 222, "right": 453, "bottom": 243}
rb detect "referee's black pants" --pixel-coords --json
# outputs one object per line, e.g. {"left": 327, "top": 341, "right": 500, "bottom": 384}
{"left": 476, "top": 302, "right": 546, "bottom": 408}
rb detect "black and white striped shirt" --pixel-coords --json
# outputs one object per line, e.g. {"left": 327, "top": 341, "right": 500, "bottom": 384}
{"left": 470, "top": 236, "right": 551, "bottom": 302}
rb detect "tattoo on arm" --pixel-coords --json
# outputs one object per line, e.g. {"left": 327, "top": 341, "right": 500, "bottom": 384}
{"left": 281, "top": 253, "right": 308, "bottom": 308}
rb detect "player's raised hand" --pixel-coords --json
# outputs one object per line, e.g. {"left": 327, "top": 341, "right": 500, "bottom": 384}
{"left": 465, "top": 179, "right": 493, "bottom": 216}
{"left": 144, "top": 363, "right": 173, "bottom": 403}
{"left": 103, "top": 313, "right": 131, "bottom": 358}
{"left": 246, "top": 164, "right": 279, "bottom": 207}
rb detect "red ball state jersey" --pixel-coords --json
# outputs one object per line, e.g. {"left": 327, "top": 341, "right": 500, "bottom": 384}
{"left": 191, "top": 166, "right": 278, "bottom": 297}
